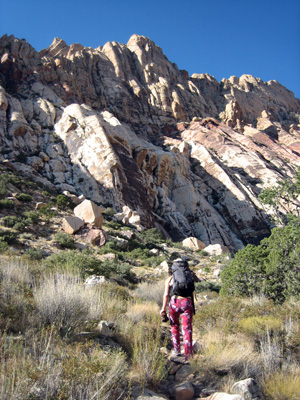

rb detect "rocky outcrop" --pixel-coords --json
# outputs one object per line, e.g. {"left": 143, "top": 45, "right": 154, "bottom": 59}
{"left": 1, "top": 33, "right": 300, "bottom": 251}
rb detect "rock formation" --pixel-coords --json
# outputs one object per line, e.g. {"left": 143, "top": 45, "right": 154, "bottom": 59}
{"left": 1, "top": 33, "right": 300, "bottom": 251}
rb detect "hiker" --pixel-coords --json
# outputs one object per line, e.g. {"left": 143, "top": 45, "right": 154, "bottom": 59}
{"left": 160, "top": 258, "right": 199, "bottom": 363}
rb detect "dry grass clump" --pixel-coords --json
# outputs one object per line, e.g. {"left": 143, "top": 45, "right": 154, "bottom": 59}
{"left": 134, "top": 280, "right": 165, "bottom": 307}
{"left": 0, "top": 257, "right": 36, "bottom": 333}
{"left": 262, "top": 367, "right": 300, "bottom": 400}
{"left": 34, "top": 273, "right": 97, "bottom": 335}
{"left": 193, "top": 329, "right": 261, "bottom": 383}
{"left": 125, "top": 302, "right": 160, "bottom": 324}
{"left": 0, "top": 328, "right": 128, "bottom": 400}
{"left": 121, "top": 303, "right": 166, "bottom": 388}
{"left": 129, "top": 321, "right": 167, "bottom": 388}
{"left": 238, "top": 316, "right": 282, "bottom": 339}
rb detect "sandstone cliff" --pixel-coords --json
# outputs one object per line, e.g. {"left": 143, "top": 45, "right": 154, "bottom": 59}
{"left": 1, "top": 33, "right": 300, "bottom": 251}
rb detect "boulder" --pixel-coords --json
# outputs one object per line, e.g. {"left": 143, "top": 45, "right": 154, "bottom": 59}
{"left": 175, "top": 365, "right": 193, "bottom": 381}
{"left": 231, "top": 378, "right": 262, "bottom": 400}
{"left": 175, "top": 382, "right": 194, "bottom": 400}
{"left": 35, "top": 202, "right": 46, "bottom": 210}
{"left": 74, "top": 199, "right": 104, "bottom": 227}
{"left": 96, "top": 321, "right": 115, "bottom": 337}
{"left": 206, "top": 394, "right": 245, "bottom": 400}
{"left": 63, "top": 190, "right": 81, "bottom": 205}
{"left": 120, "top": 230, "right": 135, "bottom": 240}
{"left": 84, "top": 275, "right": 107, "bottom": 286}
{"left": 182, "top": 237, "right": 206, "bottom": 251}
{"left": 192, "top": 340, "right": 203, "bottom": 353}
{"left": 132, "top": 388, "right": 168, "bottom": 400}
{"left": 203, "top": 244, "right": 230, "bottom": 256}
{"left": 86, "top": 228, "right": 106, "bottom": 246}
{"left": 62, "top": 216, "right": 85, "bottom": 234}
{"left": 160, "top": 261, "right": 169, "bottom": 272}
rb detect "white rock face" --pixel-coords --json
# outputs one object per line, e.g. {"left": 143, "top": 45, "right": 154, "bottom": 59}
{"left": 1, "top": 34, "right": 300, "bottom": 252}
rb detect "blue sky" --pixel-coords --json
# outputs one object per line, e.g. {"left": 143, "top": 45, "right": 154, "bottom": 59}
{"left": 1, "top": 0, "right": 300, "bottom": 99}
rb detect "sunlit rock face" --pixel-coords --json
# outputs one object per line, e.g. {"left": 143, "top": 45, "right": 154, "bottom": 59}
{"left": 1, "top": 33, "right": 300, "bottom": 251}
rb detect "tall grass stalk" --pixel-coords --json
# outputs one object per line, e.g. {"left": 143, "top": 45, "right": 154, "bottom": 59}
{"left": 131, "top": 322, "right": 167, "bottom": 388}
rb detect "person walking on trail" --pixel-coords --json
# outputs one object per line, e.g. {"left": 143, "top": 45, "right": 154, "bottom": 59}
{"left": 160, "top": 258, "right": 199, "bottom": 364}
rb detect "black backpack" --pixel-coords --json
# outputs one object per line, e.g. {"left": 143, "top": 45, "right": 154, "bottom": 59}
{"left": 171, "top": 259, "right": 195, "bottom": 298}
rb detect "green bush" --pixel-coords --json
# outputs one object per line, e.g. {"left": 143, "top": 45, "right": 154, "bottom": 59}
{"left": 25, "top": 248, "right": 48, "bottom": 260}
{"left": 53, "top": 232, "right": 76, "bottom": 249}
{"left": 0, "top": 240, "right": 8, "bottom": 253}
{"left": 56, "top": 194, "right": 74, "bottom": 210}
{"left": 195, "top": 281, "right": 221, "bottom": 294}
{"left": 238, "top": 316, "right": 282, "bottom": 338}
{"left": 0, "top": 230, "right": 18, "bottom": 244}
{"left": 15, "top": 193, "right": 32, "bottom": 203}
{"left": 1, "top": 216, "right": 18, "bottom": 227}
{"left": 13, "top": 222, "right": 26, "bottom": 232}
{"left": 221, "top": 218, "right": 300, "bottom": 303}
{"left": 38, "top": 204, "right": 56, "bottom": 221}
{"left": 0, "top": 199, "right": 15, "bottom": 209}
{"left": 22, "top": 211, "right": 39, "bottom": 225}
{"left": 102, "top": 207, "right": 115, "bottom": 218}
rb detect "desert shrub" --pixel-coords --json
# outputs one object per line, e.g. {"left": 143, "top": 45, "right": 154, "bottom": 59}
{"left": 15, "top": 193, "right": 32, "bottom": 202}
{"left": 38, "top": 204, "right": 56, "bottom": 221}
{"left": 0, "top": 329, "right": 129, "bottom": 400}
{"left": 221, "top": 218, "right": 300, "bottom": 303}
{"left": 192, "top": 329, "right": 263, "bottom": 385}
{"left": 53, "top": 232, "right": 76, "bottom": 249}
{"left": 110, "top": 261, "right": 137, "bottom": 283}
{"left": 134, "top": 280, "right": 165, "bottom": 307}
{"left": 0, "top": 258, "right": 35, "bottom": 332}
{"left": 137, "top": 228, "right": 165, "bottom": 247}
{"left": 238, "top": 316, "right": 282, "bottom": 339}
{"left": 98, "top": 239, "right": 123, "bottom": 255}
{"left": 43, "top": 250, "right": 105, "bottom": 276}
{"left": 22, "top": 210, "right": 39, "bottom": 225}
{"left": 195, "top": 280, "right": 221, "bottom": 294}
{"left": 25, "top": 248, "right": 48, "bottom": 260}
{"left": 56, "top": 194, "right": 74, "bottom": 210}
{"left": 102, "top": 207, "right": 115, "bottom": 218}
{"left": 0, "top": 241, "right": 8, "bottom": 254}
{"left": 42, "top": 250, "right": 136, "bottom": 283}
{"left": 262, "top": 367, "right": 300, "bottom": 400}
{"left": 34, "top": 273, "right": 95, "bottom": 335}
{"left": 194, "top": 296, "right": 244, "bottom": 333}
{"left": 0, "top": 199, "right": 14, "bottom": 209}
{"left": 0, "top": 230, "right": 18, "bottom": 244}
{"left": 1, "top": 216, "right": 18, "bottom": 227}
{"left": 13, "top": 221, "right": 26, "bottom": 232}
{"left": 104, "top": 220, "right": 123, "bottom": 230}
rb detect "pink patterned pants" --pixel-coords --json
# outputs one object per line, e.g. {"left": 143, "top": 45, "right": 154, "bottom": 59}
{"left": 169, "top": 297, "right": 193, "bottom": 360}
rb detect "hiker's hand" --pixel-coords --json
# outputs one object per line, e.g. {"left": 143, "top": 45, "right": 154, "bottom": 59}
{"left": 160, "top": 309, "right": 165, "bottom": 315}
